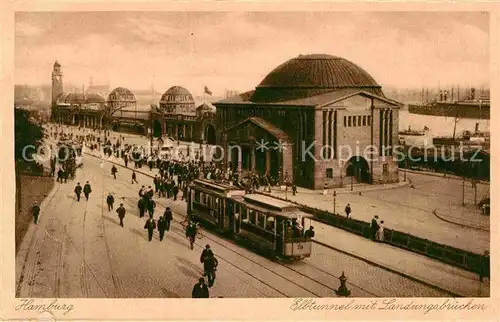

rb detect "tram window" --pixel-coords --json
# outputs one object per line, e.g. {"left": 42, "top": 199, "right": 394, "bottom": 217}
{"left": 266, "top": 216, "right": 275, "bottom": 231}
{"left": 241, "top": 207, "right": 248, "bottom": 222}
{"left": 257, "top": 213, "right": 266, "bottom": 228}
{"left": 249, "top": 210, "right": 256, "bottom": 225}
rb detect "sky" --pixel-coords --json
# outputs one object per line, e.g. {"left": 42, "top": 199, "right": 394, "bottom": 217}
{"left": 15, "top": 11, "right": 490, "bottom": 97}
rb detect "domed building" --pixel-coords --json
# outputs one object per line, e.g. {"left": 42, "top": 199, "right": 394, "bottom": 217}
{"left": 51, "top": 61, "right": 108, "bottom": 128}
{"left": 214, "top": 54, "right": 402, "bottom": 189}
{"left": 106, "top": 87, "right": 165, "bottom": 136}
{"left": 159, "top": 86, "right": 210, "bottom": 142}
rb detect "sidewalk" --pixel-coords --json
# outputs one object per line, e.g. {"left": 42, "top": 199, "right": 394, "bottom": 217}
{"left": 82, "top": 146, "right": 489, "bottom": 297}
{"left": 311, "top": 221, "right": 489, "bottom": 297}
{"left": 264, "top": 178, "right": 489, "bottom": 254}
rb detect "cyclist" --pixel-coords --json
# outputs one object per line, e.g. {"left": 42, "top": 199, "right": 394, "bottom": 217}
{"left": 185, "top": 221, "right": 198, "bottom": 250}
{"left": 200, "top": 245, "right": 218, "bottom": 287}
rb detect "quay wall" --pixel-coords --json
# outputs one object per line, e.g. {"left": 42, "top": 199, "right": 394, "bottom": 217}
{"left": 259, "top": 192, "right": 488, "bottom": 275}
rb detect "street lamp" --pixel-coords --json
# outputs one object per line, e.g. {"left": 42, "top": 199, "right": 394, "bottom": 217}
{"left": 333, "top": 190, "right": 337, "bottom": 214}
{"left": 350, "top": 172, "right": 354, "bottom": 191}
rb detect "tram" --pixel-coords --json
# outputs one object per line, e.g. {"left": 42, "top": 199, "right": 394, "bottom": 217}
{"left": 187, "top": 179, "right": 313, "bottom": 260}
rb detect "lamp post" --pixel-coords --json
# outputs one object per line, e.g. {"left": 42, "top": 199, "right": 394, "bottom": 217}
{"left": 333, "top": 190, "right": 337, "bottom": 214}
{"left": 350, "top": 172, "right": 354, "bottom": 191}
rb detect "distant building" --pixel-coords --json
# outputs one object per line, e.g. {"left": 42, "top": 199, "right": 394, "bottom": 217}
{"left": 50, "top": 61, "right": 215, "bottom": 141}
{"left": 215, "top": 54, "right": 402, "bottom": 189}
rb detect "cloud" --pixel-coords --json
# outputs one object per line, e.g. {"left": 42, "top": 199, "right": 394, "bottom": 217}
{"left": 14, "top": 12, "right": 490, "bottom": 96}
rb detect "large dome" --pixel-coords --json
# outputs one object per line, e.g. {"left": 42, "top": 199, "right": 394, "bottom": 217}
{"left": 251, "top": 54, "right": 384, "bottom": 102}
{"left": 160, "top": 86, "right": 194, "bottom": 103}
{"left": 108, "top": 87, "right": 136, "bottom": 103}
{"left": 159, "top": 86, "right": 195, "bottom": 115}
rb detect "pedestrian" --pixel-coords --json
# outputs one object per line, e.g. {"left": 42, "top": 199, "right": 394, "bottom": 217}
{"left": 63, "top": 169, "right": 68, "bottom": 183}
{"left": 186, "top": 221, "right": 198, "bottom": 250}
{"left": 164, "top": 207, "right": 173, "bottom": 231}
{"left": 74, "top": 182, "right": 82, "bottom": 201}
{"left": 192, "top": 277, "right": 209, "bottom": 298}
{"left": 182, "top": 185, "right": 188, "bottom": 201}
{"left": 106, "top": 193, "right": 115, "bottom": 211}
{"left": 479, "top": 250, "right": 490, "bottom": 283}
{"left": 147, "top": 199, "right": 156, "bottom": 217}
{"left": 157, "top": 215, "right": 166, "bottom": 241}
{"left": 292, "top": 183, "right": 297, "bottom": 196}
{"left": 154, "top": 175, "right": 159, "bottom": 193}
{"left": 83, "top": 181, "right": 92, "bottom": 200}
{"left": 173, "top": 184, "right": 179, "bottom": 201}
{"left": 116, "top": 203, "right": 126, "bottom": 227}
{"left": 144, "top": 216, "right": 156, "bottom": 241}
{"left": 57, "top": 168, "right": 63, "bottom": 183}
{"left": 111, "top": 165, "right": 118, "bottom": 179}
{"left": 32, "top": 202, "right": 40, "bottom": 224}
{"left": 124, "top": 156, "right": 128, "bottom": 168}
{"left": 131, "top": 170, "right": 138, "bottom": 184}
{"left": 376, "top": 220, "right": 385, "bottom": 242}
{"left": 370, "top": 215, "right": 379, "bottom": 241}
{"left": 345, "top": 203, "right": 351, "bottom": 219}
{"left": 201, "top": 246, "right": 218, "bottom": 287}
{"left": 139, "top": 185, "right": 145, "bottom": 198}
{"left": 138, "top": 197, "right": 146, "bottom": 218}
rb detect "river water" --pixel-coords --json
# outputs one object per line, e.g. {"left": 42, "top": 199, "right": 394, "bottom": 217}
{"left": 399, "top": 109, "right": 490, "bottom": 137}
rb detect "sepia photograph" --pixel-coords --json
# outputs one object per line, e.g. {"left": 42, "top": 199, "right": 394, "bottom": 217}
{"left": 2, "top": 4, "right": 497, "bottom": 320}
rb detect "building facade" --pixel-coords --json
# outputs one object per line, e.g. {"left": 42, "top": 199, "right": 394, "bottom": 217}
{"left": 50, "top": 61, "right": 215, "bottom": 142}
{"left": 214, "top": 54, "right": 402, "bottom": 190}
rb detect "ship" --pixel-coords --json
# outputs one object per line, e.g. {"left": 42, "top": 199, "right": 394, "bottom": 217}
{"left": 408, "top": 87, "right": 490, "bottom": 119}
{"left": 408, "top": 100, "right": 489, "bottom": 119}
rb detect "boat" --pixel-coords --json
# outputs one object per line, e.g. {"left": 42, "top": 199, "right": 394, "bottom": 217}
{"left": 398, "top": 126, "right": 433, "bottom": 148}
{"left": 408, "top": 100, "right": 490, "bottom": 119}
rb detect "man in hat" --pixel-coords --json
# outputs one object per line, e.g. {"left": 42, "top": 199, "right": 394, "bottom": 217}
{"left": 139, "top": 185, "right": 145, "bottom": 198}
{"left": 201, "top": 247, "right": 218, "bottom": 287}
{"left": 345, "top": 203, "right": 352, "bottom": 219}
{"left": 147, "top": 199, "right": 156, "bottom": 217}
{"left": 111, "top": 165, "right": 118, "bottom": 179}
{"left": 131, "top": 170, "right": 138, "bottom": 184}
{"left": 186, "top": 221, "right": 198, "bottom": 250}
{"left": 370, "top": 215, "right": 379, "bottom": 241}
{"left": 163, "top": 207, "right": 173, "bottom": 231}
{"left": 106, "top": 192, "right": 115, "bottom": 211}
{"left": 138, "top": 197, "right": 146, "bottom": 218}
{"left": 32, "top": 202, "right": 40, "bottom": 224}
{"left": 116, "top": 203, "right": 126, "bottom": 227}
{"left": 153, "top": 175, "right": 159, "bottom": 193}
{"left": 83, "top": 181, "right": 92, "bottom": 200}
{"left": 157, "top": 215, "right": 167, "bottom": 241}
{"left": 192, "top": 277, "right": 209, "bottom": 298}
{"left": 74, "top": 182, "right": 82, "bottom": 201}
{"left": 144, "top": 216, "right": 156, "bottom": 241}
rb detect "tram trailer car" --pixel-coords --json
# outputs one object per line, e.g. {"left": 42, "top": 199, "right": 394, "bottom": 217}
{"left": 188, "top": 179, "right": 313, "bottom": 260}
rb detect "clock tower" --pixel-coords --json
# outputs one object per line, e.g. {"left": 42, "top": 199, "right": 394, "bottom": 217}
{"left": 51, "top": 60, "right": 63, "bottom": 106}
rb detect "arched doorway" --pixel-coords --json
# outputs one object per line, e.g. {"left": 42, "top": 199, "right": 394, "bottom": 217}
{"left": 205, "top": 124, "right": 216, "bottom": 145}
{"left": 344, "top": 156, "right": 370, "bottom": 183}
{"left": 153, "top": 120, "right": 162, "bottom": 138}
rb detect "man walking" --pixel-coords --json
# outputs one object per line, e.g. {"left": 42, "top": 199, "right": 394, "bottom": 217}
{"left": 111, "top": 165, "right": 118, "bottom": 179}
{"left": 163, "top": 207, "right": 173, "bottom": 231}
{"left": 192, "top": 277, "right": 209, "bottom": 298}
{"left": 144, "top": 216, "right": 156, "bottom": 241}
{"left": 32, "top": 202, "right": 40, "bottom": 224}
{"left": 131, "top": 170, "right": 138, "bottom": 184}
{"left": 138, "top": 197, "right": 146, "bottom": 218}
{"left": 106, "top": 193, "right": 115, "bottom": 211}
{"left": 83, "top": 181, "right": 92, "bottom": 200}
{"left": 74, "top": 182, "right": 82, "bottom": 201}
{"left": 201, "top": 246, "right": 218, "bottom": 287}
{"left": 173, "top": 184, "right": 179, "bottom": 201}
{"left": 154, "top": 175, "right": 159, "bottom": 193}
{"left": 345, "top": 203, "right": 352, "bottom": 219}
{"left": 157, "top": 215, "right": 167, "bottom": 241}
{"left": 370, "top": 215, "right": 379, "bottom": 241}
{"left": 147, "top": 199, "right": 156, "bottom": 217}
{"left": 116, "top": 203, "right": 126, "bottom": 227}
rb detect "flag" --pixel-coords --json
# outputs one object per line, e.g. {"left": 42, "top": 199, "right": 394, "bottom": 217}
{"left": 204, "top": 86, "right": 212, "bottom": 96}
